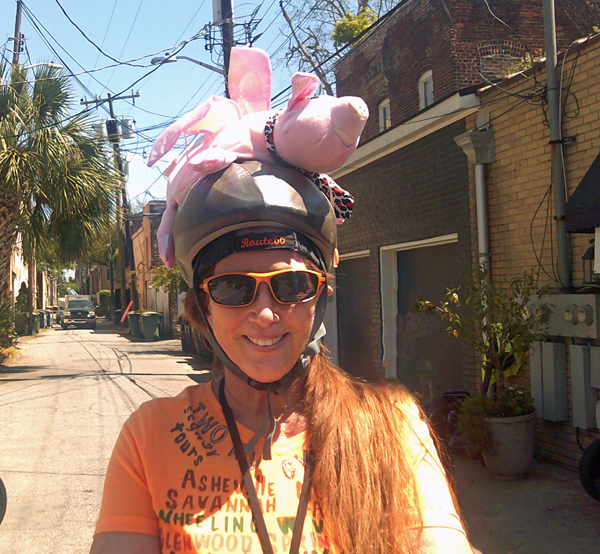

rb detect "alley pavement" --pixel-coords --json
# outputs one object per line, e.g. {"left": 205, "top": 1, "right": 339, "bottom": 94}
{"left": 1, "top": 319, "right": 600, "bottom": 553}
{"left": 454, "top": 451, "right": 600, "bottom": 553}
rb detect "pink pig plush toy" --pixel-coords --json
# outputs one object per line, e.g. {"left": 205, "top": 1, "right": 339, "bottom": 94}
{"left": 148, "top": 46, "right": 368, "bottom": 267}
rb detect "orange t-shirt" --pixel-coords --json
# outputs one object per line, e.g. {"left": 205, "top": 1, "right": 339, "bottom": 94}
{"left": 94, "top": 381, "right": 467, "bottom": 553}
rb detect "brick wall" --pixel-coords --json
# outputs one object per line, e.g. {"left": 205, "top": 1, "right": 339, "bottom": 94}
{"left": 467, "top": 35, "right": 600, "bottom": 470}
{"left": 336, "top": 119, "right": 475, "bottom": 384}
{"left": 335, "top": 0, "right": 596, "bottom": 144}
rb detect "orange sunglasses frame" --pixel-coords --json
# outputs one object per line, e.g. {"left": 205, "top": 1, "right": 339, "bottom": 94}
{"left": 199, "top": 268, "right": 327, "bottom": 306}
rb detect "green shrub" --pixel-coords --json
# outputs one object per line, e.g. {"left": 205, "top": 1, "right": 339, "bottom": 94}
{"left": 0, "top": 297, "right": 17, "bottom": 349}
{"left": 98, "top": 289, "right": 111, "bottom": 317}
{"left": 14, "top": 312, "right": 28, "bottom": 335}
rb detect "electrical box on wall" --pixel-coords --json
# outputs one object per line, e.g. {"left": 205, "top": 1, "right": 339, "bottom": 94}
{"left": 528, "top": 294, "right": 600, "bottom": 339}
{"left": 530, "top": 341, "right": 569, "bottom": 422}
{"left": 570, "top": 345, "right": 598, "bottom": 429}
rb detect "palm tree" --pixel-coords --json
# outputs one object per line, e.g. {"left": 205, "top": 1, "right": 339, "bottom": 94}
{"left": 0, "top": 62, "right": 119, "bottom": 322}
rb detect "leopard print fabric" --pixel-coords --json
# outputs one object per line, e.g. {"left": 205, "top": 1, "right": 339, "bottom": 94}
{"left": 264, "top": 112, "right": 354, "bottom": 222}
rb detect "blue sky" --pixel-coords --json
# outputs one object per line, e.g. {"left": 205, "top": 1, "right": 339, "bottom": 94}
{"left": 0, "top": 0, "right": 297, "bottom": 207}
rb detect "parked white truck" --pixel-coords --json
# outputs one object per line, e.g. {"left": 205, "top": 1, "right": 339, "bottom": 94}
{"left": 61, "top": 295, "right": 96, "bottom": 330}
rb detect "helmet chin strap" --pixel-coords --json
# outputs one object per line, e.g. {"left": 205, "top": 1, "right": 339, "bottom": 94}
{"left": 192, "top": 280, "right": 329, "bottom": 461}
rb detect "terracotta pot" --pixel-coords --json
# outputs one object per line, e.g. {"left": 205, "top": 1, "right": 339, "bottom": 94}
{"left": 482, "top": 412, "right": 536, "bottom": 479}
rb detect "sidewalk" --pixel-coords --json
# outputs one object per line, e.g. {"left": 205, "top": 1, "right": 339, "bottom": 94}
{"left": 452, "top": 453, "right": 600, "bottom": 554}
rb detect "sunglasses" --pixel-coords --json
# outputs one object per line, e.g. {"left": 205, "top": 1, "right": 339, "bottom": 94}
{"left": 199, "top": 269, "right": 327, "bottom": 307}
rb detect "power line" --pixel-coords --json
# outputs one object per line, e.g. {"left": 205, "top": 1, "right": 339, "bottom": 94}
{"left": 21, "top": 2, "right": 207, "bottom": 138}
{"left": 53, "top": 0, "right": 145, "bottom": 67}
{"left": 103, "top": 0, "right": 146, "bottom": 91}
{"left": 87, "top": 0, "right": 119, "bottom": 88}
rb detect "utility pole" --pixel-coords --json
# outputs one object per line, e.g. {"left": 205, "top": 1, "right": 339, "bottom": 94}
{"left": 12, "top": 0, "right": 22, "bottom": 66}
{"left": 107, "top": 242, "right": 115, "bottom": 322}
{"left": 543, "top": 0, "right": 571, "bottom": 290}
{"left": 81, "top": 92, "right": 140, "bottom": 317}
{"left": 220, "top": 0, "right": 234, "bottom": 97}
{"left": 13, "top": 0, "right": 37, "bottom": 333}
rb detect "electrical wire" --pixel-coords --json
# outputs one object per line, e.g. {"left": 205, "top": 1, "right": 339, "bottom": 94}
{"left": 21, "top": 1, "right": 208, "bottom": 139}
{"left": 529, "top": 184, "right": 558, "bottom": 284}
{"left": 479, "top": 0, "right": 540, "bottom": 83}
{"left": 53, "top": 0, "right": 144, "bottom": 67}
{"left": 130, "top": 0, "right": 208, "bottom": 99}
{"left": 102, "top": 0, "right": 146, "bottom": 91}
{"left": 87, "top": 0, "right": 119, "bottom": 88}
{"left": 440, "top": 0, "right": 543, "bottom": 103}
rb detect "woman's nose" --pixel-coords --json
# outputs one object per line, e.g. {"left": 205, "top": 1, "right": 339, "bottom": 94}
{"left": 248, "top": 282, "right": 280, "bottom": 326}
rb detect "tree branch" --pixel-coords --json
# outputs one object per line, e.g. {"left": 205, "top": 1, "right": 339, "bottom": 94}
{"left": 280, "top": 0, "right": 334, "bottom": 95}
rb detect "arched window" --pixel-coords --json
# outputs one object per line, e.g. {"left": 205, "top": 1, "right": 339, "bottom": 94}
{"left": 378, "top": 99, "right": 391, "bottom": 133}
{"left": 419, "top": 70, "right": 434, "bottom": 110}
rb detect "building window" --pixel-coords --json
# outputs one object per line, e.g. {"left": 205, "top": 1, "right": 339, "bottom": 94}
{"left": 419, "top": 70, "right": 434, "bottom": 110}
{"left": 378, "top": 99, "right": 391, "bottom": 133}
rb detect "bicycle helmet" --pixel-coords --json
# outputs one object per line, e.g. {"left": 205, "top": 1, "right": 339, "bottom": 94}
{"left": 174, "top": 160, "right": 338, "bottom": 458}
{"left": 175, "top": 160, "right": 337, "bottom": 285}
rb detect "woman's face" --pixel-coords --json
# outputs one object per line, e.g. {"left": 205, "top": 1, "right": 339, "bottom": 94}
{"left": 206, "top": 249, "right": 322, "bottom": 384}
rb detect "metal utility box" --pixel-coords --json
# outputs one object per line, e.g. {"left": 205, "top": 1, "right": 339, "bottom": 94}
{"left": 529, "top": 294, "right": 600, "bottom": 339}
{"left": 570, "top": 345, "right": 598, "bottom": 429}
{"left": 530, "top": 341, "right": 568, "bottom": 422}
{"left": 119, "top": 118, "right": 135, "bottom": 140}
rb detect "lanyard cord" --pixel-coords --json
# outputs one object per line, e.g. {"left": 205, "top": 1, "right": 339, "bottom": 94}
{"left": 218, "top": 379, "right": 312, "bottom": 554}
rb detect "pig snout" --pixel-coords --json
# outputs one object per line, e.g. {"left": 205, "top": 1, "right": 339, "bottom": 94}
{"left": 330, "top": 97, "right": 369, "bottom": 146}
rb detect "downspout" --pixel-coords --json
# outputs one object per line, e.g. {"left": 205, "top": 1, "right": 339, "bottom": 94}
{"left": 454, "top": 129, "right": 496, "bottom": 269}
{"left": 455, "top": 128, "right": 496, "bottom": 395}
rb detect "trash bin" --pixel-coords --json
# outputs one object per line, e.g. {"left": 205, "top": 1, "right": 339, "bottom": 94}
{"left": 38, "top": 310, "right": 47, "bottom": 329}
{"left": 28, "top": 313, "right": 40, "bottom": 335}
{"left": 141, "top": 312, "right": 162, "bottom": 341}
{"left": 48, "top": 311, "right": 53, "bottom": 326}
{"left": 127, "top": 312, "right": 142, "bottom": 338}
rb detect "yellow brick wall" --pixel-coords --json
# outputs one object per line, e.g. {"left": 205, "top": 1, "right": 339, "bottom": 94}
{"left": 465, "top": 35, "right": 600, "bottom": 470}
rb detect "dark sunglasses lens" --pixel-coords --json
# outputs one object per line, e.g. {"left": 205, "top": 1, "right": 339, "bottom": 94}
{"left": 271, "top": 271, "right": 319, "bottom": 303}
{"left": 208, "top": 275, "right": 256, "bottom": 306}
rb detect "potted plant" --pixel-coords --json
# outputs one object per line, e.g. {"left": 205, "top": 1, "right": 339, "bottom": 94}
{"left": 415, "top": 267, "right": 550, "bottom": 478}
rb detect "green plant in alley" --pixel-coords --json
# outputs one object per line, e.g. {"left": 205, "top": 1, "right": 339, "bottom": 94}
{"left": 415, "top": 267, "right": 550, "bottom": 456}
{"left": 0, "top": 63, "right": 120, "bottom": 312}
{"left": 150, "top": 264, "right": 188, "bottom": 295}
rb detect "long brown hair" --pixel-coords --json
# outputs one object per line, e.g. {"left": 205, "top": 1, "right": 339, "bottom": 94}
{"left": 184, "top": 290, "right": 429, "bottom": 553}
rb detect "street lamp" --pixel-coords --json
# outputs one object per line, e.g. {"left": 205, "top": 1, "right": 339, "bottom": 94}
{"left": 23, "top": 63, "right": 64, "bottom": 70}
{"left": 150, "top": 54, "right": 224, "bottom": 75}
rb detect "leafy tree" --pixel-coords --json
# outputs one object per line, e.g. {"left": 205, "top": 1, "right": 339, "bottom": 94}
{"left": 280, "top": 0, "right": 395, "bottom": 89}
{"left": 150, "top": 264, "right": 188, "bottom": 339}
{"left": 0, "top": 297, "right": 17, "bottom": 350}
{"left": 15, "top": 282, "right": 29, "bottom": 313}
{"left": 332, "top": 9, "right": 377, "bottom": 48}
{"left": 150, "top": 264, "right": 188, "bottom": 294}
{"left": 0, "top": 62, "right": 120, "bottom": 312}
{"left": 59, "top": 281, "right": 78, "bottom": 297}
{"left": 415, "top": 267, "right": 551, "bottom": 397}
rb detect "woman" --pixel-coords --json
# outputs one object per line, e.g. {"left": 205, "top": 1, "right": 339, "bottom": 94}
{"left": 91, "top": 161, "right": 475, "bottom": 554}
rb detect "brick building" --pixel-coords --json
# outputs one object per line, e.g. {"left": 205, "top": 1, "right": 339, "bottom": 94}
{"left": 462, "top": 35, "right": 600, "bottom": 469}
{"left": 329, "top": 0, "right": 597, "bottom": 428}
{"left": 131, "top": 201, "right": 170, "bottom": 316}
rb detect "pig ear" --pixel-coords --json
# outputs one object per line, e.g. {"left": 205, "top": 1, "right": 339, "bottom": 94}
{"left": 287, "top": 73, "right": 320, "bottom": 110}
{"left": 228, "top": 47, "right": 272, "bottom": 115}
{"left": 147, "top": 96, "right": 241, "bottom": 167}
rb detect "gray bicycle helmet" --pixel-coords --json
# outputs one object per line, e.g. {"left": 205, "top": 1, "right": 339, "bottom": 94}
{"left": 175, "top": 160, "right": 337, "bottom": 285}
{"left": 174, "top": 160, "right": 338, "bottom": 459}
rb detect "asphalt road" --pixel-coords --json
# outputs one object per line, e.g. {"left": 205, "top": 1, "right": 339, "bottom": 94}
{"left": 3, "top": 321, "right": 600, "bottom": 554}
{"left": 0, "top": 320, "right": 210, "bottom": 554}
